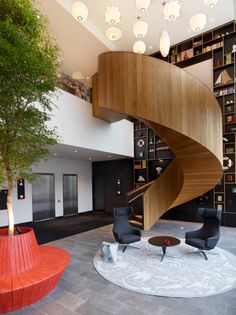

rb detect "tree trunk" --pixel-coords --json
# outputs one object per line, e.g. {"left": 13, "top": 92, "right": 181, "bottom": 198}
{"left": 7, "top": 178, "right": 14, "bottom": 236}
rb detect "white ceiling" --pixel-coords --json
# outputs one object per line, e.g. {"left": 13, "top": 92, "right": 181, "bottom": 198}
{"left": 49, "top": 143, "right": 132, "bottom": 161}
{"left": 36, "top": 0, "right": 235, "bottom": 85}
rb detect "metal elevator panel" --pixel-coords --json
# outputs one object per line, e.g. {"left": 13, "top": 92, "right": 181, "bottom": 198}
{"left": 32, "top": 174, "right": 55, "bottom": 222}
{"left": 63, "top": 174, "right": 78, "bottom": 216}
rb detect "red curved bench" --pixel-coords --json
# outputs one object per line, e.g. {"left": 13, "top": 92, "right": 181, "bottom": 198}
{"left": 0, "top": 227, "right": 70, "bottom": 313}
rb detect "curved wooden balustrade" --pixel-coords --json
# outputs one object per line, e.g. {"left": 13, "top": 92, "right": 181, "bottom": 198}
{"left": 93, "top": 52, "right": 223, "bottom": 230}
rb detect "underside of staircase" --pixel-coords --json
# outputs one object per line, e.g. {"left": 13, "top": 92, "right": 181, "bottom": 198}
{"left": 92, "top": 52, "right": 223, "bottom": 230}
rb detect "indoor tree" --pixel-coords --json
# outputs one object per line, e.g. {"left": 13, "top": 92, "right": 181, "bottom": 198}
{"left": 0, "top": 0, "right": 60, "bottom": 235}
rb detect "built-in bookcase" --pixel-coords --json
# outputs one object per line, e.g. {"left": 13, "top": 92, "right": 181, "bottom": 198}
{"left": 133, "top": 119, "right": 174, "bottom": 189}
{"left": 151, "top": 20, "right": 236, "bottom": 227}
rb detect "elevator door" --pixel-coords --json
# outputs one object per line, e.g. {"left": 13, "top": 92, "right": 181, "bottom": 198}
{"left": 32, "top": 174, "right": 55, "bottom": 222}
{"left": 63, "top": 174, "right": 78, "bottom": 216}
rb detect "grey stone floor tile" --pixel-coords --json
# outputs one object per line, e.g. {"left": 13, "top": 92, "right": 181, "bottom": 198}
{"left": 226, "top": 306, "right": 236, "bottom": 315}
{"left": 37, "top": 299, "right": 75, "bottom": 315}
{"left": 75, "top": 301, "right": 113, "bottom": 315}
{"left": 114, "top": 305, "right": 146, "bottom": 315}
{"left": 58, "top": 278, "right": 86, "bottom": 295}
{"left": 33, "top": 296, "right": 52, "bottom": 308}
{"left": 75, "top": 288, "right": 96, "bottom": 301}
{"left": 112, "top": 291, "right": 162, "bottom": 314}
{"left": 157, "top": 305, "right": 187, "bottom": 315}
{"left": 8, "top": 306, "right": 45, "bottom": 315}
{"left": 86, "top": 295, "right": 122, "bottom": 313}
{"left": 49, "top": 286, "right": 86, "bottom": 310}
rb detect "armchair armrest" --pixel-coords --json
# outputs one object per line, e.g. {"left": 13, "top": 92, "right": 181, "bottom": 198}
{"left": 185, "top": 230, "right": 201, "bottom": 239}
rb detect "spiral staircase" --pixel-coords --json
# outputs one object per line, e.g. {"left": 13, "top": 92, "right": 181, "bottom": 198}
{"left": 92, "top": 52, "right": 223, "bottom": 230}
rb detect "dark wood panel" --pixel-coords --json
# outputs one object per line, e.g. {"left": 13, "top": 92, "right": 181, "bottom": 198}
{"left": 92, "top": 159, "right": 133, "bottom": 213}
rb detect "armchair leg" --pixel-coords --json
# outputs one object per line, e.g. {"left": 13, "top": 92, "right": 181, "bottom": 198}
{"left": 123, "top": 245, "right": 127, "bottom": 253}
{"left": 200, "top": 250, "right": 208, "bottom": 260}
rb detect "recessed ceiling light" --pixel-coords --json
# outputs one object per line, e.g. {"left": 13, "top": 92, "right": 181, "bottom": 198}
{"left": 74, "top": 150, "right": 78, "bottom": 153}
{"left": 86, "top": 76, "right": 90, "bottom": 80}
{"left": 210, "top": 18, "right": 214, "bottom": 22}
{"left": 88, "top": 157, "right": 92, "bottom": 160}
{"left": 54, "top": 153, "right": 57, "bottom": 156}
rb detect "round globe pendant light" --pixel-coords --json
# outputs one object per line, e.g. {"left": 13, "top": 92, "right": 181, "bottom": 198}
{"left": 203, "top": 0, "right": 218, "bottom": 8}
{"left": 105, "top": 26, "right": 122, "bottom": 41}
{"left": 160, "top": 31, "right": 170, "bottom": 57}
{"left": 71, "top": 1, "right": 88, "bottom": 22}
{"left": 133, "top": 20, "right": 148, "bottom": 39}
{"left": 105, "top": 6, "right": 121, "bottom": 25}
{"left": 189, "top": 13, "right": 207, "bottom": 32}
{"left": 163, "top": 1, "right": 180, "bottom": 21}
{"left": 136, "top": 0, "right": 151, "bottom": 11}
{"left": 133, "top": 41, "right": 146, "bottom": 54}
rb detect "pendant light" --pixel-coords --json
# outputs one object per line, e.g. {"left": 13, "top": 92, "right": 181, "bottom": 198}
{"left": 133, "top": 41, "right": 146, "bottom": 54}
{"left": 71, "top": 1, "right": 88, "bottom": 22}
{"left": 189, "top": 13, "right": 207, "bottom": 32}
{"left": 136, "top": 0, "right": 151, "bottom": 12}
{"left": 160, "top": 31, "right": 170, "bottom": 57}
{"left": 133, "top": 20, "right": 148, "bottom": 39}
{"left": 105, "top": 26, "right": 122, "bottom": 41}
{"left": 203, "top": 0, "right": 218, "bottom": 8}
{"left": 163, "top": 1, "right": 180, "bottom": 21}
{"left": 105, "top": 6, "right": 121, "bottom": 25}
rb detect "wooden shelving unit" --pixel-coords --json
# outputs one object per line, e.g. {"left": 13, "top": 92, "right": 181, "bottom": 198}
{"left": 152, "top": 20, "right": 236, "bottom": 226}
{"left": 133, "top": 119, "right": 174, "bottom": 189}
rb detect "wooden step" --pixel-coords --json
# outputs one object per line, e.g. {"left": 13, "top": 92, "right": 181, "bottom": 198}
{"left": 129, "top": 219, "right": 143, "bottom": 229}
{"left": 133, "top": 215, "right": 143, "bottom": 222}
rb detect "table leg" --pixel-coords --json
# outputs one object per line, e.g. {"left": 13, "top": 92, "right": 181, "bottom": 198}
{"left": 161, "top": 246, "right": 166, "bottom": 262}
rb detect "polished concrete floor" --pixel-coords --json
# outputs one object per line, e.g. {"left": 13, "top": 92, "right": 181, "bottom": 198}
{"left": 9, "top": 220, "right": 236, "bottom": 315}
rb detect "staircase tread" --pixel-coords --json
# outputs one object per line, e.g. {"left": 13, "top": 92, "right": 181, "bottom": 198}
{"left": 133, "top": 215, "right": 143, "bottom": 221}
{"left": 129, "top": 220, "right": 143, "bottom": 228}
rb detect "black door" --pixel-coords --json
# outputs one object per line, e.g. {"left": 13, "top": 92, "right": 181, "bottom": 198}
{"left": 93, "top": 175, "right": 105, "bottom": 211}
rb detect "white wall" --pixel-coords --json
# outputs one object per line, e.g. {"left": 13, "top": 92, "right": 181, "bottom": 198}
{"left": 0, "top": 157, "right": 92, "bottom": 227}
{"left": 49, "top": 89, "right": 134, "bottom": 157}
{"left": 184, "top": 59, "right": 213, "bottom": 92}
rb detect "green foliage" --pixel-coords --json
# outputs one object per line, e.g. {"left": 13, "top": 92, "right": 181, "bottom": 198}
{"left": 0, "top": 0, "right": 60, "bottom": 184}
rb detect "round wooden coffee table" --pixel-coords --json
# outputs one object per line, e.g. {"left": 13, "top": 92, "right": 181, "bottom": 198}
{"left": 148, "top": 236, "right": 181, "bottom": 262}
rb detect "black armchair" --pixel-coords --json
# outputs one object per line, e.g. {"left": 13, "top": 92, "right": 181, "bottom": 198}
{"left": 112, "top": 207, "right": 141, "bottom": 252}
{"left": 185, "top": 208, "right": 221, "bottom": 260}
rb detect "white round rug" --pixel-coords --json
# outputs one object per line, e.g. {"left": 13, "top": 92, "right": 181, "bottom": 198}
{"left": 93, "top": 237, "right": 236, "bottom": 298}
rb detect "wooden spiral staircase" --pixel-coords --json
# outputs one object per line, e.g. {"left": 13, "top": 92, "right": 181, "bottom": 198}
{"left": 92, "top": 52, "right": 223, "bottom": 230}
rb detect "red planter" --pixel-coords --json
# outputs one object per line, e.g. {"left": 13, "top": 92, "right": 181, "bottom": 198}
{"left": 0, "top": 227, "right": 70, "bottom": 314}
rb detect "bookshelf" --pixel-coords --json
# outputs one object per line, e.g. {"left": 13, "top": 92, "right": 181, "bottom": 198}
{"left": 152, "top": 20, "right": 236, "bottom": 227}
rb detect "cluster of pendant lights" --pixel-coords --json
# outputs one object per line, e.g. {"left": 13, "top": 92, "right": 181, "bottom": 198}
{"left": 71, "top": 0, "right": 219, "bottom": 57}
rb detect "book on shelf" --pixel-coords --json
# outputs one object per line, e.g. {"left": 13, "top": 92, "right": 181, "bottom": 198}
{"left": 225, "top": 53, "right": 231, "bottom": 64}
